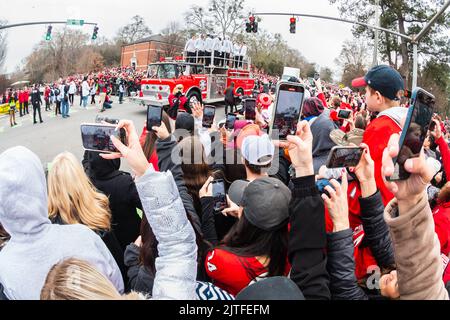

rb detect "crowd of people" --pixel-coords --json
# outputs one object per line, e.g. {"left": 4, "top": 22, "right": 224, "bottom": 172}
{"left": 1, "top": 63, "right": 450, "bottom": 301}
{"left": 2, "top": 66, "right": 146, "bottom": 127}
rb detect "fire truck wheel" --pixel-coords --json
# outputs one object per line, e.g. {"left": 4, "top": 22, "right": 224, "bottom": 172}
{"left": 187, "top": 91, "right": 201, "bottom": 106}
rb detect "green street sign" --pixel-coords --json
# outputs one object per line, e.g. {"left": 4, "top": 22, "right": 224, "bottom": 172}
{"left": 66, "top": 19, "right": 84, "bottom": 26}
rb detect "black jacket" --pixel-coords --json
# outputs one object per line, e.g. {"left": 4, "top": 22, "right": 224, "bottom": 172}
{"left": 288, "top": 175, "right": 330, "bottom": 300}
{"left": 30, "top": 88, "right": 42, "bottom": 105}
{"left": 124, "top": 243, "right": 154, "bottom": 296}
{"left": 359, "top": 191, "right": 395, "bottom": 268}
{"left": 82, "top": 151, "right": 142, "bottom": 251}
{"left": 327, "top": 229, "right": 368, "bottom": 300}
{"left": 326, "top": 190, "right": 393, "bottom": 300}
{"left": 0, "top": 282, "right": 7, "bottom": 300}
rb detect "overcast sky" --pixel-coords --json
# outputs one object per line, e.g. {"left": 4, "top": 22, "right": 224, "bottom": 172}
{"left": 0, "top": 0, "right": 361, "bottom": 76}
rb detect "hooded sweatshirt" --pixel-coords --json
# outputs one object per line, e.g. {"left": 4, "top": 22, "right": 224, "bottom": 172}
{"left": 0, "top": 147, "right": 124, "bottom": 300}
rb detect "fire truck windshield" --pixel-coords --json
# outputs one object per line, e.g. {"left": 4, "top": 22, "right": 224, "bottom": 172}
{"left": 147, "top": 64, "right": 178, "bottom": 79}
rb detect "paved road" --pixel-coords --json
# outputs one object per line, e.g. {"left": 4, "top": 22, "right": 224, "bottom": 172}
{"left": 0, "top": 96, "right": 226, "bottom": 172}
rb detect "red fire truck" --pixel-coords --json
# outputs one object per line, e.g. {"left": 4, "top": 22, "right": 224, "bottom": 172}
{"left": 136, "top": 57, "right": 255, "bottom": 107}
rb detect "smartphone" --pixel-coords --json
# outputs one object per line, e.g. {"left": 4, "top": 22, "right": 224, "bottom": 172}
{"left": 429, "top": 120, "right": 437, "bottom": 132}
{"left": 80, "top": 123, "right": 127, "bottom": 153}
{"left": 244, "top": 98, "right": 256, "bottom": 121}
{"left": 225, "top": 113, "right": 237, "bottom": 130}
{"left": 326, "top": 146, "right": 364, "bottom": 168}
{"left": 337, "top": 109, "right": 352, "bottom": 120}
{"left": 211, "top": 179, "right": 227, "bottom": 212}
{"left": 202, "top": 105, "right": 215, "bottom": 128}
{"left": 147, "top": 105, "right": 163, "bottom": 131}
{"left": 388, "top": 88, "right": 436, "bottom": 181}
{"left": 314, "top": 73, "right": 320, "bottom": 81}
{"left": 269, "top": 82, "right": 305, "bottom": 140}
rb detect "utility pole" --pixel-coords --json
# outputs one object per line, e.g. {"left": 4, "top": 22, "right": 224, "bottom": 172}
{"left": 372, "top": 0, "right": 380, "bottom": 67}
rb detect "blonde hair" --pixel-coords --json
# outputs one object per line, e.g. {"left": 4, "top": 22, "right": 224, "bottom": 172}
{"left": 40, "top": 258, "right": 147, "bottom": 300}
{"left": 48, "top": 152, "right": 111, "bottom": 232}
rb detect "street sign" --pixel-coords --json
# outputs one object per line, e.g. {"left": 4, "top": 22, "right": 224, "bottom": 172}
{"left": 66, "top": 19, "right": 84, "bottom": 26}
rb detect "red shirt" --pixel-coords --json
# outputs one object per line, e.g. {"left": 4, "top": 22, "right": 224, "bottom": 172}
{"left": 205, "top": 248, "right": 290, "bottom": 296}
{"left": 139, "top": 127, "right": 160, "bottom": 171}
{"left": 433, "top": 202, "right": 450, "bottom": 256}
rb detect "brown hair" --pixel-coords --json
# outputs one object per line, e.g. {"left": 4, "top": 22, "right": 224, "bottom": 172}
{"left": 142, "top": 111, "right": 172, "bottom": 160}
{"left": 244, "top": 159, "right": 272, "bottom": 175}
{"left": 354, "top": 114, "right": 367, "bottom": 130}
{"left": 438, "top": 182, "right": 450, "bottom": 203}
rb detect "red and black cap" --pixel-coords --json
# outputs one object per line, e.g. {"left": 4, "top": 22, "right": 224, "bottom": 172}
{"left": 352, "top": 65, "right": 405, "bottom": 101}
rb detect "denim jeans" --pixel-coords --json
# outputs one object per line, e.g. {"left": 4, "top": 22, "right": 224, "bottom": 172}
{"left": 61, "top": 100, "right": 69, "bottom": 117}
{"left": 82, "top": 95, "right": 89, "bottom": 108}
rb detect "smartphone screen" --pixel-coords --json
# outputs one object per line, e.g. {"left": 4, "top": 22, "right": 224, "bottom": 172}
{"left": 270, "top": 83, "right": 305, "bottom": 140}
{"left": 326, "top": 146, "right": 364, "bottom": 168}
{"left": 81, "top": 124, "right": 126, "bottom": 153}
{"left": 147, "top": 105, "right": 163, "bottom": 131}
{"left": 389, "top": 88, "right": 435, "bottom": 181}
{"left": 202, "top": 105, "right": 215, "bottom": 128}
{"left": 314, "top": 73, "right": 320, "bottom": 81}
{"left": 212, "top": 179, "right": 227, "bottom": 211}
{"left": 225, "top": 113, "right": 237, "bottom": 130}
{"left": 244, "top": 99, "right": 256, "bottom": 120}
{"left": 338, "top": 109, "right": 352, "bottom": 119}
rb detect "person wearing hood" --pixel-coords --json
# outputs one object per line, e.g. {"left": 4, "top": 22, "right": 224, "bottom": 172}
{"left": 0, "top": 147, "right": 124, "bottom": 300}
{"left": 82, "top": 151, "right": 142, "bottom": 251}
{"left": 351, "top": 65, "right": 407, "bottom": 206}
{"left": 302, "top": 96, "right": 337, "bottom": 173}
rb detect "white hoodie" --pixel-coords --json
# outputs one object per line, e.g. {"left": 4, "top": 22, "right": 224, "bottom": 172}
{"left": 0, "top": 147, "right": 124, "bottom": 300}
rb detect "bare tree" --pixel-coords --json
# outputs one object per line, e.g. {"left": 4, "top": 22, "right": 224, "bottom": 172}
{"left": 160, "top": 21, "right": 186, "bottom": 57}
{"left": 208, "top": 0, "right": 245, "bottom": 38}
{"left": 335, "top": 39, "right": 370, "bottom": 86}
{"left": 185, "top": 6, "right": 214, "bottom": 35}
{"left": 115, "top": 15, "right": 152, "bottom": 45}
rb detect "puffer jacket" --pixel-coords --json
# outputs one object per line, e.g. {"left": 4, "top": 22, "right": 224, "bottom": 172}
{"left": 359, "top": 191, "right": 395, "bottom": 268}
{"left": 327, "top": 190, "right": 394, "bottom": 300}
{"left": 135, "top": 167, "right": 197, "bottom": 300}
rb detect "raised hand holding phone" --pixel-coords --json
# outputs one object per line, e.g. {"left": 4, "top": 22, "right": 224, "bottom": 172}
{"left": 321, "top": 171, "right": 350, "bottom": 232}
{"left": 274, "top": 120, "right": 314, "bottom": 177}
{"left": 382, "top": 133, "right": 434, "bottom": 214}
{"left": 100, "top": 120, "right": 151, "bottom": 178}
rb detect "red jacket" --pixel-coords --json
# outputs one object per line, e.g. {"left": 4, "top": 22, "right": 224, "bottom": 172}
{"left": 436, "top": 136, "right": 450, "bottom": 180}
{"left": 18, "top": 91, "right": 24, "bottom": 103}
{"left": 23, "top": 90, "right": 29, "bottom": 102}
{"left": 432, "top": 201, "right": 450, "bottom": 256}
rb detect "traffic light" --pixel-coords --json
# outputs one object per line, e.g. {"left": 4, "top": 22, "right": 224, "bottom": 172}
{"left": 45, "top": 26, "right": 52, "bottom": 41}
{"left": 252, "top": 21, "right": 258, "bottom": 33}
{"left": 290, "top": 17, "right": 296, "bottom": 34}
{"left": 92, "top": 26, "right": 99, "bottom": 40}
{"left": 246, "top": 16, "right": 258, "bottom": 33}
{"left": 246, "top": 21, "right": 252, "bottom": 33}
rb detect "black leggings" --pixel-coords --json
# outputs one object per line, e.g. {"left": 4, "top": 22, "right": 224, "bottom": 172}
{"left": 69, "top": 94, "right": 74, "bottom": 105}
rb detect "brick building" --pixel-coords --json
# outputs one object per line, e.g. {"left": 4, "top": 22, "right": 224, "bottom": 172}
{"left": 120, "top": 34, "right": 185, "bottom": 71}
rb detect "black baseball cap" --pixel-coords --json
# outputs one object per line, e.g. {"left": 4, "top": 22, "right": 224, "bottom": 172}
{"left": 236, "top": 277, "right": 305, "bottom": 300}
{"left": 239, "top": 177, "right": 291, "bottom": 231}
{"left": 352, "top": 65, "right": 404, "bottom": 101}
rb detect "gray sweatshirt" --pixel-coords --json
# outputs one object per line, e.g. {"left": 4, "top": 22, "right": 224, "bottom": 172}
{"left": 0, "top": 146, "right": 124, "bottom": 300}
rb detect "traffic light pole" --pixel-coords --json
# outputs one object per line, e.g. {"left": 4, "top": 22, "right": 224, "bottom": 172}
{"left": 0, "top": 21, "right": 97, "bottom": 30}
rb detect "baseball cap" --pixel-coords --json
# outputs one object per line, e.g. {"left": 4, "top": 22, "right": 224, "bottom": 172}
{"left": 228, "top": 179, "right": 249, "bottom": 206}
{"left": 236, "top": 277, "right": 305, "bottom": 300}
{"left": 241, "top": 134, "right": 275, "bottom": 166}
{"left": 241, "top": 177, "right": 292, "bottom": 231}
{"left": 352, "top": 65, "right": 404, "bottom": 101}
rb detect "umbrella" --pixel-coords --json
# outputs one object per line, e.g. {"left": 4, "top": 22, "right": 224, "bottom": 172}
{"left": 10, "top": 80, "right": 30, "bottom": 87}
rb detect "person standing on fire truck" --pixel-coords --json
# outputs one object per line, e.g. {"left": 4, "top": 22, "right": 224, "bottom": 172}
{"left": 222, "top": 36, "right": 233, "bottom": 68}
{"left": 195, "top": 34, "right": 206, "bottom": 64}
{"left": 212, "top": 35, "right": 222, "bottom": 67}
{"left": 205, "top": 34, "right": 214, "bottom": 66}
{"left": 184, "top": 34, "right": 197, "bottom": 63}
